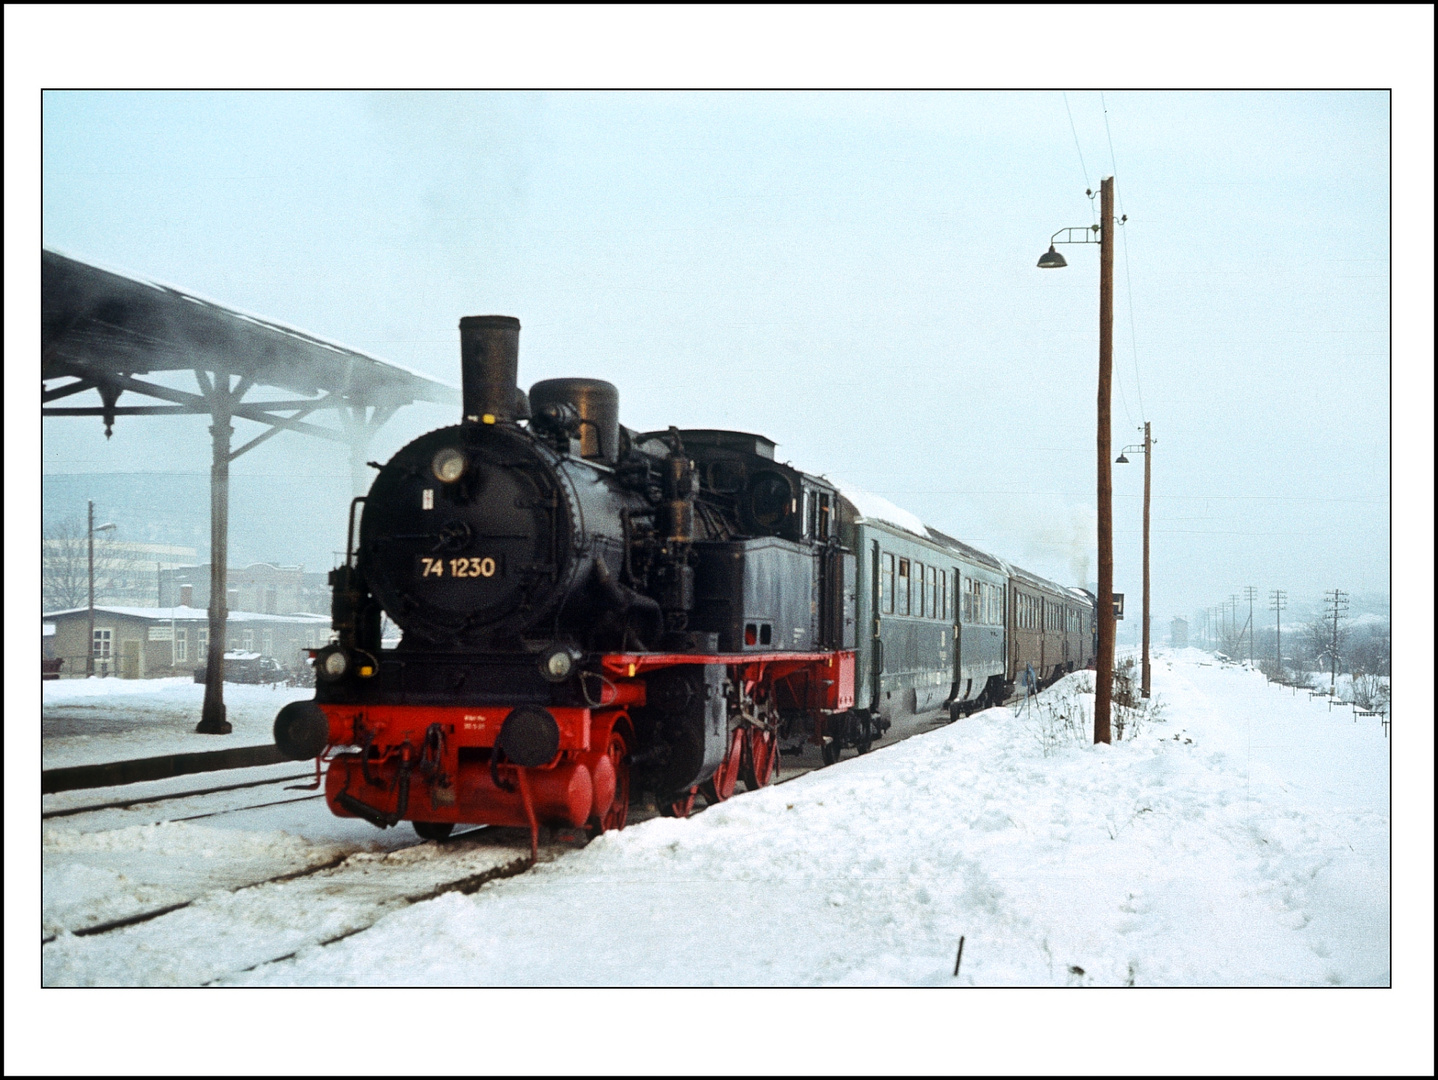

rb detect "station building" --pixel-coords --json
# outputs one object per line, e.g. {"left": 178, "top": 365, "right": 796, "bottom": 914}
{"left": 43, "top": 605, "right": 332, "bottom": 679}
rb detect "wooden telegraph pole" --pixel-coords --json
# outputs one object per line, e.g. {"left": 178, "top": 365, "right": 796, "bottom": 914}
{"left": 1095, "top": 176, "right": 1115, "bottom": 743}
{"left": 1037, "top": 176, "right": 1116, "bottom": 743}
{"left": 86, "top": 500, "right": 95, "bottom": 678}
{"left": 1140, "top": 420, "right": 1152, "bottom": 698}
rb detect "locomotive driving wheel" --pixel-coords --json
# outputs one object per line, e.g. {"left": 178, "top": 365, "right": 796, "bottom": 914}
{"left": 658, "top": 788, "right": 697, "bottom": 818}
{"left": 740, "top": 725, "right": 777, "bottom": 790}
{"left": 700, "top": 726, "right": 744, "bottom": 805}
{"left": 589, "top": 726, "right": 630, "bottom": 835}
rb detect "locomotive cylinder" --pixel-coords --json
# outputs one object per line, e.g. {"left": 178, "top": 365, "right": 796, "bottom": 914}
{"left": 460, "top": 315, "right": 522, "bottom": 424}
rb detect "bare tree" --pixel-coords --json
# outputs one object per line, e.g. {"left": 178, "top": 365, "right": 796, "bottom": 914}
{"left": 42, "top": 516, "right": 140, "bottom": 611}
{"left": 1348, "top": 623, "right": 1391, "bottom": 677}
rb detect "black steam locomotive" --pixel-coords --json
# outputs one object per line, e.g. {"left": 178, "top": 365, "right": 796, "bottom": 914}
{"left": 275, "top": 316, "right": 863, "bottom": 851}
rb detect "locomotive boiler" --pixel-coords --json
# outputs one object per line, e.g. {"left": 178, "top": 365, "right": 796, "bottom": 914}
{"left": 275, "top": 316, "right": 860, "bottom": 852}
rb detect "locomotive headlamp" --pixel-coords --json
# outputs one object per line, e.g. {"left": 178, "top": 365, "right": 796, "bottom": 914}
{"left": 432, "top": 447, "right": 467, "bottom": 483}
{"left": 538, "top": 643, "right": 582, "bottom": 683}
{"left": 316, "top": 646, "right": 350, "bottom": 681}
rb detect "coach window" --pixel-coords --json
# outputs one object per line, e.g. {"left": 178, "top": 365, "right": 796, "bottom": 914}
{"left": 960, "top": 576, "right": 970, "bottom": 622}
{"left": 917, "top": 562, "right": 928, "bottom": 616}
{"left": 940, "top": 570, "right": 949, "bottom": 622}
{"left": 818, "top": 493, "right": 831, "bottom": 540}
{"left": 883, "top": 553, "right": 895, "bottom": 614}
{"left": 898, "top": 558, "right": 911, "bottom": 616}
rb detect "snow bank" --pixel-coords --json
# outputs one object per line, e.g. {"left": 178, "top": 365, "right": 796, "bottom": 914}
{"left": 243, "top": 650, "right": 1389, "bottom": 986}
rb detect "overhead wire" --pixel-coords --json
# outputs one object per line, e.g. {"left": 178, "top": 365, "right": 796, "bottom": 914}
{"left": 1062, "top": 92, "right": 1094, "bottom": 223}
{"left": 1062, "top": 92, "right": 1132, "bottom": 424}
{"left": 1101, "top": 92, "right": 1147, "bottom": 426}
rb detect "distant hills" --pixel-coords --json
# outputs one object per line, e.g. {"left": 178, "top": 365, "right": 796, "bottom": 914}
{"left": 42, "top": 472, "right": 354, "bottom": 572}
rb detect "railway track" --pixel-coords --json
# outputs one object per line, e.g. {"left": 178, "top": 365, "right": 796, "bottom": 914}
{"left": 42, "top": 707, "right": 959, "bottom": 984}
{"left": 41, "top": 751, "right": 834, "bottom": 984}
{"left": 42, "top": 770, "right": 319, "bottom": 821}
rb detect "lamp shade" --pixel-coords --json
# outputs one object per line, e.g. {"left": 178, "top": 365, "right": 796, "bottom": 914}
{"left": 1037, "top": 245, "right": 1067, "bottom": 269}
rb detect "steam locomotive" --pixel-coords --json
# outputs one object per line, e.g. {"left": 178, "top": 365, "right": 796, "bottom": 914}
{"left": 274, "top": 316, "right": 1095, "bottom": 852}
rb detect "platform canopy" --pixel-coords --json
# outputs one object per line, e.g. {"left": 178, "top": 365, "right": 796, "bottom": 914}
{"left": 41, "top": 247, "right": 457, "bottom": 462}
{"left": 41, "top": 247, "right": 458, "bottom": 734}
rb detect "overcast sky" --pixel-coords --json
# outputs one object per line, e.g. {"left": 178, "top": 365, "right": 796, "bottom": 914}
{"left": 38, "top": 88, "right": 1394, "bottom": 622}
{"left": 8, "top": 8, "right": 1434, "bottom": 1074}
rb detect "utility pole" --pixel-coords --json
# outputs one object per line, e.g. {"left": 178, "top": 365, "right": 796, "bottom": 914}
{"left": 1324, "top": 588, "right": 1349, "bottom": 695}
{"left": 85, "top": 501, "right": 116, "bottom": 677}
{"left": 1243, "top": 585, "right": 1258, "bottom": 667}
{"left": 1229, "top": 594, "right": 1241, "bottom": 653}
{"left": 1270, "top": 589, "right": 1287, "bottom": 676}
{"left": 1036, "top": 176, "right": 1115, "bottom": 744}
{"left": 87, "top": 500, "right": 95, "bottom": 678}
{"left": 1095, "top": 176, "right": 1115, "bottom": 744}
{"left": 1140, "top": 421, "right": 1152, "bottom": 697}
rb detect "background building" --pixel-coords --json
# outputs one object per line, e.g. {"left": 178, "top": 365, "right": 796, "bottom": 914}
{"left": 1170, "top": 617, "right": 1189, "bottom": 649}
{"left": 159, "top": 563, "right": 329, "bottom": 615}
{"left": 43, "top": 605, "right": 332, "bottom": 679}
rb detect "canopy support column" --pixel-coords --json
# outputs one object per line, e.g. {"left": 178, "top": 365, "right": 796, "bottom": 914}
{"left": 343, "top": 403, "right": 396, "bottom": 496}
{"left": 197, "top": 373, "right": 233, "bottom": 734}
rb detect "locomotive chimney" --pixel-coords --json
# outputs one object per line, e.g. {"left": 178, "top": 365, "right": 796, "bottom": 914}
{"left": 459, "top": 315, "right": 521, "bottom": 424}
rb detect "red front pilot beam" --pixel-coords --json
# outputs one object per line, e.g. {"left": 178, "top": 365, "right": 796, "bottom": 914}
{"left": 325, "top": 754, "right": 609, "bottom": 829}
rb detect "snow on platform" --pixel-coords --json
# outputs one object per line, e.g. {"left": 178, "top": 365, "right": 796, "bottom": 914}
{"left": 226, "top": 648, "right": 1388, "bottom": 987}
{"left": 42, "top": 677, "right": 312, "bottom": 770}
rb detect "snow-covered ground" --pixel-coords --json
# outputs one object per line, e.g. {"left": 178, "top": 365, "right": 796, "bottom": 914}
{"left": 228, "top": 648, "right": 1387, "bottom": 987}
{"left": 39, "top": 648, "right": 1390, "bottom": 988}
{"left": 42, "top": 677, "right": 310, "bottom": 768}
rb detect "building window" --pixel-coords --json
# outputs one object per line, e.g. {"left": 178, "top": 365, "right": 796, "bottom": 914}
{"left": 92, "top": 628, "right": 112, "bottom": 659}
{"left": 897, "top": 558, "right": 911, "bottom": 616}
{"left": 262, "top": 629, "right": 274, "bottom": 657}
{"left": 882, "top": 553, "right": 895, "bottom": 615}
{"left": 197, "top": 628, "right": 209, "bottom": 657}
{"left": 174, "top": 628, "right": 188, "bottom": 663}
{"left": 243, "top": 628, "right": 255, "bottom": 652}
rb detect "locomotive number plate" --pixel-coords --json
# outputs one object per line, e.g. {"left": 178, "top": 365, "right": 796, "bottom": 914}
{"left": 417, "top": 555, "right": 500, "bottom": 579}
